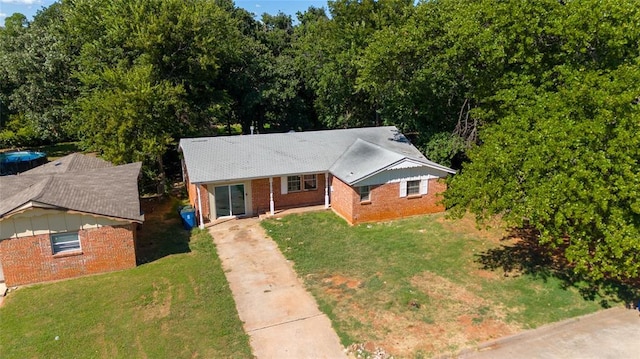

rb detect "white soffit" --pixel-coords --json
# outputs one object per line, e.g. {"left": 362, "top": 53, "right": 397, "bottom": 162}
{"left": 386, "top": 159, "right": 426, "bottom": 170}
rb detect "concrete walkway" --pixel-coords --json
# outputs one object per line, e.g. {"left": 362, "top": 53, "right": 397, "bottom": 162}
{"left": 209, "top": 218, "right": 347, "bottom": 359}
{"left": 458, "top": 307, "right": 640, "bottom": 358}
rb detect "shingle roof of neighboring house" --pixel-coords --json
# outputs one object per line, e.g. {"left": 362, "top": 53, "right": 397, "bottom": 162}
{"left": 23, "top": 152, "right": 113, "bottom": 174}
{"left": 329, "top": 139, "right": 455, "bottom": 185}
{"left": 0, "top": 153, "right": 144, "bottom": 222}
{"left": 179, "top": 126, "right": 454, "bottom": 183}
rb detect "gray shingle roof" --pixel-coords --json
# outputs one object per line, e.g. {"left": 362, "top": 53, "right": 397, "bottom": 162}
{"left": 330, "top": 139, "right": 406, "bottom": 185}
{"left": 330, "top": 139, "right": 456, "bottom": 185}
{"left": 179, "top": 126, "right": 450, "bottom": 183}
{"left": 0, "top": 154, "right": 143, "bottom": 222}
{"left": 22, "top": 152, "right": 113, "bottom": 174}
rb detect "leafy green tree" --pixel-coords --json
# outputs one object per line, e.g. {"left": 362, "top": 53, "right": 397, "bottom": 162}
{"left": 221, "top": 9, "right": 320, "bottom": 134}
{"left": 67, "top": 0, "right": 245, "bottom": 133}
{"left": 0, "top": 14, "right": 27, "bottom": 132}
{"left": 64, "top": 0, "right": 247, "bottom": 190}
{"left": 441, "top": 0, "right": 640, "bottom": 282}
{"left": 258, "top": 12, "right": 319, "bottom": 132}
{"left": 0, "top": 5, "right": 77, "bottom": 143}
{"left": 446, "top": 66, "right": 640, "bottom": 282}
{"left": 357, "top": 0, "right": 571, "bottom": 165}
{"left": 75, "top": 64, "right": 183, "bottom": 191}
{"left": 295, "top": 0, "right": 413, "bottom": 128}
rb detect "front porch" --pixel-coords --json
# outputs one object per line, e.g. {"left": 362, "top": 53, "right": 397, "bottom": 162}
{"left": 192, "top": 173, "right": 331, "bottom": 228}
{"left": 205, "top": 204, "right": 330, "bottom": 228}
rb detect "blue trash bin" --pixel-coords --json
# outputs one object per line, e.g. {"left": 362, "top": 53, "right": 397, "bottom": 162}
{"left": 179, "top": 206, "right": 196, "bottom": 230}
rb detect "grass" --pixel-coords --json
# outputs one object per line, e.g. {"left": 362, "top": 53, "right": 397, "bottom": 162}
{"left": 262, "top": 211, "right": 608, "bottom": 357}
{"left": 28, "top": 142, "right": 81, "bottom": 160}
{"left": 0, "top": 197, "right": 251, "bottom": 359}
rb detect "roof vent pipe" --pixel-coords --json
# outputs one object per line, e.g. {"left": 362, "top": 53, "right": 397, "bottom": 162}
{"left": 250, "top": 125, "right": 255, "bottom": 135}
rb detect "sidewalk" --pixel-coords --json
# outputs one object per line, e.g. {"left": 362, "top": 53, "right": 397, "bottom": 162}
{"left": 209, "top": 218, "right": 347, "bottom": 359}
{"left": 457, "top": 306, "right": 640, "bottom": 359}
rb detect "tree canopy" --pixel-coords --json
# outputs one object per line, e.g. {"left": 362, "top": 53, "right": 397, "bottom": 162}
{"left": 443, "top": 0, "right": 640, "bottom": 283}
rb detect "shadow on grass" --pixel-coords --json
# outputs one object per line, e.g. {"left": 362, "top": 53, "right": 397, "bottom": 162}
{"left": 136, "top": 196, "right": 192, "bottom": 264}
{"left": 475, "top": 227, "right": 638, "bottom": 307}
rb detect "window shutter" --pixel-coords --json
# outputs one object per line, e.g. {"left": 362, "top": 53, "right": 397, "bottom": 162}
{"left": 399, "top": 180, "right": 407, "bottom": 197}
{"left": 420, "top": 179, "right": 429, "bottom": 195}
{"left": 281, "top": 176, "right": 288, "bottom": 194}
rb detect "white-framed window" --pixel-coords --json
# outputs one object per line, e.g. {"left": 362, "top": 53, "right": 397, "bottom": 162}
{"left": 287, "top": 175, "right": 301, "bottom": 192}
{"left": 284, "top": 174, "right": 317, "bottom": 193}
{"left": 400, "top": 179, "right": 429, "bottom": 197}
{"left": 359, "top": 185, "right": 370, "bottom": 202}
{"left": 407, "top": 180, "right": 421, "bottom": 196}
{"left": 51, "top": 232, "right": 81, "bottom": 254}
{"left": 303, "top": 174, "right": 317, "bottom": 190}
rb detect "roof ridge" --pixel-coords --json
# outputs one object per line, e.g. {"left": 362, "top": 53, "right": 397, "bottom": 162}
{"left": 328, "top": 137, "right": 402, "bottom": 169}
{"left": 66, "top": 152, "right": 80, "bottom": 171}
{"left": 0, "top": 176, "right": 52, "bottom": 218}
{"left": 179, "top": 126, "right": 401, "bottom": 143}
{"left": 31, "top": 176, "right": 53, "bottom": 202}
{"left": 354, "top": 137, "right": 456, "bottom": 174}
{"left": 329, "top": 139, "right": 406, "bottom": 184}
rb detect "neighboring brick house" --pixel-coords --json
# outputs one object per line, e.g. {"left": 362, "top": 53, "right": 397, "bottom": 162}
{"left": 0, "top": 153, "right": 144, "bottom": 287}
{"left": 179, "top": 126, "right": 455, "bottom": 226}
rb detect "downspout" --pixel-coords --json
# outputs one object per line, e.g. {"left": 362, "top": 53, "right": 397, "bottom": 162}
{"left": 324, "top": 172, "right": 330, "bottom": 209}
{"left": 196, "top": 185, "right": 205, "bottom": 229}
{"left": 269, "top": 177, "right": 275, "bottom": 215}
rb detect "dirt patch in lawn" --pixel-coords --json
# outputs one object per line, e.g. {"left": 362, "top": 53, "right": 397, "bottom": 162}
{"left": 471, "top": 268, "right": 502, "bottom": 280}
{"left": 321, "top": 271, "right": 520, "bottom": 358}
{"left": 411, "top": 271, "right": 519, "bottom": 336}
{"left": 320, "top": 274, "right": 362, "bottom": 299}
{"left": 436, "top": 213, "right": 507, "bottom": 244}
{"left": 323, "top": 274, "right": 362, "bottom": 289}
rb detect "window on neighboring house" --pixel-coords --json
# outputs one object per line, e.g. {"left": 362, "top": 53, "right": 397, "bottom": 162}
{"left": 287, "top": 175, "right": 301, "bottom": 192}
{"left": 359, "top": 186, "right": 370, "bottom": 202}
{"left": 406, "top": 180, "right": 421, "bottom": 196}
{"left": 51, "top": 232, "right": 81, "bottom": 254}
{"left": 303, "top": 174, "right": 317, "bottom": 190}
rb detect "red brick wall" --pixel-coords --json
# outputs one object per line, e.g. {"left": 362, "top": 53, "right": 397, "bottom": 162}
{"left": 252, "top": 175, "right": 327, "bottom": 215}
{"left": 0, "top": 224, "right": 137, "bottom": 286}
{"left": 330, "top": 176, "right": 355, "bottom": 223}
{"left": 186, "top": 180, "right": 209, "bottom": 222}
{"left": 331, "top": 177, "right": 447, "bottom": 225}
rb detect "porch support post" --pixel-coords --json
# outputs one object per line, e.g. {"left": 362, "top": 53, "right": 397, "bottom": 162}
{"left": 324, "top": 172, "right": 330, "bottom": 209}
{"left": 269, "top": 177, "right": 275, "bottom": 215}
{"left": 196, "top": 185, "right": 205, "bottom": 229}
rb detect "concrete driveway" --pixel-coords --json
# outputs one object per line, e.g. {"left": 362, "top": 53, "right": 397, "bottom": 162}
{"left": 458, "top": 307, "right": 640, "bottom": 358}
{"left": 209, "top": 218, "right": 347, "bottom": 359}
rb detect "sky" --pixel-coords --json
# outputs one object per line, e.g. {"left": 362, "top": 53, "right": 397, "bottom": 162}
{"left": 0, "top": 0, "right": 330, "bottom": 25}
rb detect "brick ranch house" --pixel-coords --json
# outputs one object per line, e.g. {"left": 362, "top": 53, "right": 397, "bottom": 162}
{"left": 0, "top": 153, "right": 144, "bottom": 287}
{"left": 179, "top": 126, "right": 455, "bottom": 226}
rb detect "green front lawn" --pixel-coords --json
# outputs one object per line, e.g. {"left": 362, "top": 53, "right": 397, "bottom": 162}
{"left": 0, "top": 198, "right": 251, "bottom": 359}
{"left": 262, "top": 211, "right": 607, "bottom": 357}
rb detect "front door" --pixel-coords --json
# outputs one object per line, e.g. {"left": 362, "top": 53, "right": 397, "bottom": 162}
{"left": 214, "top": 184, "right": 246, "bottom": 218}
